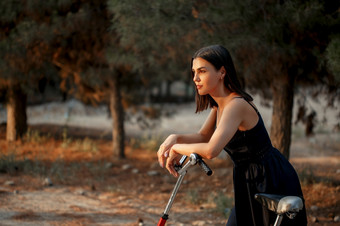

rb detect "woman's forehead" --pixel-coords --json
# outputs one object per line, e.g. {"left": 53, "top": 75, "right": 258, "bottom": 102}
{"left": 192, "top": 57, "right": 213, "bottom": 69}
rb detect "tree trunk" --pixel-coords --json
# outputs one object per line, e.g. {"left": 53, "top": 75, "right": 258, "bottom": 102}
{"left": 109, "top": 73, "right": 125, "bottom": 159}
{"left": 6, "top": 84, "right": 27, "bottom": 141}
{"left": 270, "top": 74, "right": 295, "bottom": 159}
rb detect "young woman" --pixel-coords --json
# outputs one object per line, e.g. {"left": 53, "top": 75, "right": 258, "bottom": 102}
{"left": 157, "top": 45, "right": 307, "bottom": 225}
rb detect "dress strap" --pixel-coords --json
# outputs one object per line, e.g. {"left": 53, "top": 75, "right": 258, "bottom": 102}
{"left": 233, "top": 96, "right": 259, "bottom": 114}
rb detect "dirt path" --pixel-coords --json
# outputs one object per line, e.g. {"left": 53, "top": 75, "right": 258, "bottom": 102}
{"left": 0, "top": 173, "right": 228, "bottom": 226}
{"left": 0, "top": 186, "right": 158, "bottom": 226}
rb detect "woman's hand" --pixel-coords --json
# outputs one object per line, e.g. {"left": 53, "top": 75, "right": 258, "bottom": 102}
{"left": 165, "top": 147, "right": 180, "bottom": 177}
{"left": 157, "top": 134, "right": 177, "bottom": 168}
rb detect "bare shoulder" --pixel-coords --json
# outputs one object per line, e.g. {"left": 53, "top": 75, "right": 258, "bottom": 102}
{"left": 226, "top": 97, "right": 252, "bottom": 112}
{"left": 228, "top": 97, "right": 259, "bottom": 130}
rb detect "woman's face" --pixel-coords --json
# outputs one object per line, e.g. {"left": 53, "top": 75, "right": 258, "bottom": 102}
{"left": 192, "top": 57, "right": 224, "bottom": 96}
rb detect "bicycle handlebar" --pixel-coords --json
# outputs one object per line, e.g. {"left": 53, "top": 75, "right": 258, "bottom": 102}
{"left": 191, "top": 153, "right": 213, "bottom": 176}
{"left": 174, "top": 153, "right": 213, "bottom": 176}
{"left": 198, "top": 158, "right": 213, "bottom": 176}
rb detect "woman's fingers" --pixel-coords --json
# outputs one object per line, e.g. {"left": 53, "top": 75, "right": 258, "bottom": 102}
{"left": 157, "top": 144, "right": 169, "bottom": 168}
{"left": 157, "top": 135, "right": 177, "bottom": 168}
{"left": 165, "top": 150, "right": 179, "bottom": 177}
{"left": 166, "top": 160, "right": 178, "bottom": 177}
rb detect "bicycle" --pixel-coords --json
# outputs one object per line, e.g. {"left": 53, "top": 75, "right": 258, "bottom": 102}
{"left": 157, "top": 153, "right": 304, "bottom": 226}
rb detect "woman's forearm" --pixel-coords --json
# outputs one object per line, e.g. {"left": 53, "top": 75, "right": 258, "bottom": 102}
{"left": 173, "top": 133, "right": 210, "bottom": 144}
{"left": 172, "top": 142, "right": 220, "bottom": 160}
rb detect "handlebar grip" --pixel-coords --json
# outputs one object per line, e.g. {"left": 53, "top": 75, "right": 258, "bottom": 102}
{"left": 198, "top": 159, "right": 213, "bottom": 176}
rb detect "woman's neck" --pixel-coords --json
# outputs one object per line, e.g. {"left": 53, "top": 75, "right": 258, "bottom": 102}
{"left": 211, "top": 88, "right": 237, "bottom": 110}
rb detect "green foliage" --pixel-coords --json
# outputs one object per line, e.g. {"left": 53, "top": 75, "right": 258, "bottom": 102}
{"left": 0, "top": 0, "right": 22, "bottom": 23}
{"left": 199, "top": 0, "right": 339, "bottom": 94}
{"left": 1, "top": 0, "right": 338, "bottom": 97}
{"left": 0, "top": 0, "right": 61, "bottom": 95}
{"left": 107, "top": 0, "right": 200, "bottom": 83}
{"left": 326, "top": 35, "right": 340, "bottom": 81}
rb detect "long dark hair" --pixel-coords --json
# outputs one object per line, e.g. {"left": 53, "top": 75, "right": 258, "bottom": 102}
{"left": 191, "top": 45, "right": 253, "bottom": 113}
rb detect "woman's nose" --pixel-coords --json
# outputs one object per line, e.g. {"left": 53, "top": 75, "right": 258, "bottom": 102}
{"left": 193, "top": 73, "right": 200, "bottom": 82}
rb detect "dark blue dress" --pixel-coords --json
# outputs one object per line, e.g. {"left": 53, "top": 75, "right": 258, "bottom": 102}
{"left": 224, "top": 100, "right": 307, "bottom": 226}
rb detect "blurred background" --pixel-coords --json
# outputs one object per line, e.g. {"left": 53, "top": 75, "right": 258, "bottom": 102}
{"left": 0, "top": 0, "right": 339, "bottom": 225}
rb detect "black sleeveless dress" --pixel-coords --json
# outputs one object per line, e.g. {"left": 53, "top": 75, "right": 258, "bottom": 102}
{"left": 224, "top": 100, "right": 307, "bottom": 226}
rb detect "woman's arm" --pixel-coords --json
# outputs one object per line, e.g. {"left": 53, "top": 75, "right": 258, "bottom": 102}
{"left": 157, "top": 108, "right": 217, "bottom": 168}
{"left": 166, "top": 99, "right": 247, "bottom": 176}
{"left": 175, "top": 107, "right": 218, "bottom": 144}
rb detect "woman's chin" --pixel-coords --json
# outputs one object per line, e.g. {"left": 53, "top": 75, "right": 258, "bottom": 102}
{"left": 198, "top": 90, "right": 208, "bottom": 95}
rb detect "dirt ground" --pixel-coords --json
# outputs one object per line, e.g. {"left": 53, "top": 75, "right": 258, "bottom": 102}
{"left": 0, "top": 100, "right": 339, "bottom": 226}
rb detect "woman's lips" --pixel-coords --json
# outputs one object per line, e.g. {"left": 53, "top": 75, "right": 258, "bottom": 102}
{"left": 196, "top": 85, "right": 202, "bottom": 89}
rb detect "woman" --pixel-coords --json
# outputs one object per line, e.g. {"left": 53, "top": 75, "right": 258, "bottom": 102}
{"left": 157, "top": 45, "right": 307, "bottom": 225}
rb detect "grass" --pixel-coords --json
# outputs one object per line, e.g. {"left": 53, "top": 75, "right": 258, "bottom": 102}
{"left": 0, "top": 152, "right": 66, "bottom": 181}
{"left": 298, "top": 167, "right": 337, "bottom": 186}
{"left": 0, "top": 151, "right": 108, "bottom": 184}
{"left": 24, "top": 128, "right": 51, "bottom": 143}
{"left": 129, "top": 133, "right": 165, "bottom": 152}
{"left": 0, "top": 153, "right": 49, "bottom": 177}
{"left": 85, "top": 160, "right": 109, "bottom": 182}
{"left": 61, "top": 128, "right": 72, "bottom": 148}
{"left": 60, "top": 128, "right": 98, "bottom": 152}
{"left": 211, "top": 192, "right": 234, "bottom": 218}
{"left": 0, "top": 127, "right": 105, "bottom": 186}
{"left": 75, "top": 137, "right": 98, "bottom": 153}
{"left": 184, "top": 189, "right": 234, "bottom": 218}
{"left": 185, "top": 189, "right": 202, "bottom": 205}
{"left": 0, "top": 153, "right": 18, "bottom": 174}
{"left": 298, "top": 167, "right": 316, "bottom": 185}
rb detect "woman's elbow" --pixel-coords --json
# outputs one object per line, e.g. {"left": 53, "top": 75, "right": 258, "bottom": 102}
{"left": 204, "top": 147, "right": 220, "bottom": 159}
{"left": 205, "top": 153, "right": 215, "bottom": 160}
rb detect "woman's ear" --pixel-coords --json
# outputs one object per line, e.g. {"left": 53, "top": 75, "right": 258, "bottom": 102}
{"left": 220, "top": 66, "right": 226, "bottom": 79}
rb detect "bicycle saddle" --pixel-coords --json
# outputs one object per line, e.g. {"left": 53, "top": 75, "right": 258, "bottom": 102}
{"left": 255, "top": 193, "right": 303, "bottom": 214}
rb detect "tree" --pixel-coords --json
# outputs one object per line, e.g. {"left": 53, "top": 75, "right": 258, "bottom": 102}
{"left": 105, "top": 0, "right": 204, "bottom": 157}
{"left": 198, "top": 0, "right": 339, "bottom": 158}
{"left": 0, "top": 0, "right": 58, "bottom": 141}
{"left": 107, "top": 0, "right": 201, "bottom": 103}
{"left": 48, "top": 1, "right": 128, "bottom": 158}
